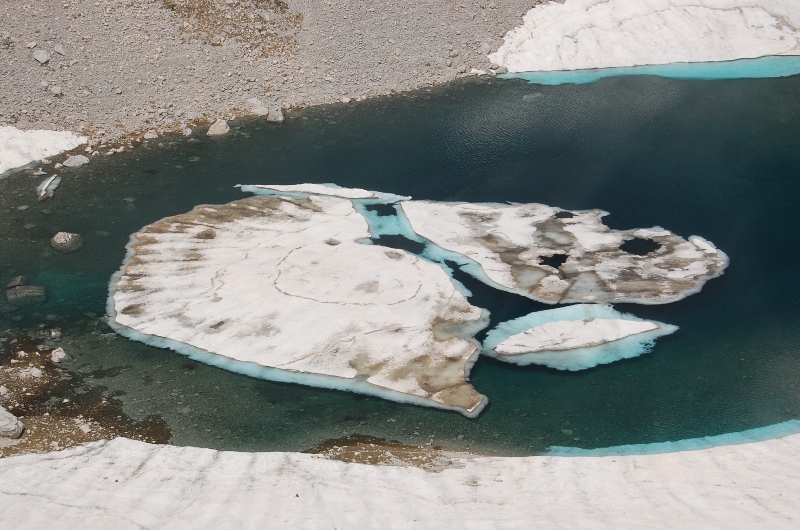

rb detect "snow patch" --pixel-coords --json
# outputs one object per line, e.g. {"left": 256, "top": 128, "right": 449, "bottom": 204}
{"left": 0, "top": 126, "right": 87, "bottom": 177}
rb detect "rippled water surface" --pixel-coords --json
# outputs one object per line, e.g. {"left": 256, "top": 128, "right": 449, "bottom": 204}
{"left": 2, "top": 74, "right": 799, "bottom": 454}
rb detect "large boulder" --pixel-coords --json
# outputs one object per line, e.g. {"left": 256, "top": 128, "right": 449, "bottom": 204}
{"left": 0, "top": 406, "right": 23, "bottom": 439}
{"left": 5, "top": 276, "right": 46, "bottom": 305}
{"left": 50, "top": 232, "right": 84, "bottom": 253}
{"left": 206, "top": 119, "right": 230, "bottom": 136}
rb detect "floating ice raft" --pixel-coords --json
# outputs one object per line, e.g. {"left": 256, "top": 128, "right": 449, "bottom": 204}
{"left": 109, "top": 184, "right": 727, "bottom": 415}
{"left": 109, "top": 193, "right": 489, "bottom": 417}
{"left": 400, "top": 201, "right": 729, "bottom": 305}
{"left": 483, "top": 304, "right": 678, "bottom": 371}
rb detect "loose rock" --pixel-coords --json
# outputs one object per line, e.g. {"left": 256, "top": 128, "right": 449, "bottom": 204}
{"left": 0, "top": 406, "right": 23, "bottom": 439}
{"left": 62, "top": 154, "right": 90, "bottom": 167}
{"left": 266, "top": 107, "right": 285, "bottom": 123}
{"left": 5, "top": 276, "right": 47, "bottom": 305}
{"left": 32, "top": 49, "right": 50, "bottom": 64}
{"left": 206, "top": 119, "right": 230, "bottom": 136}
{"left": 50, "top": 232, "right": 84, "bottom": 253}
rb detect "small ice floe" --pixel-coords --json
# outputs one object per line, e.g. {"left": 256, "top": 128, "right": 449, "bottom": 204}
{"left": 36, "top": 175, "right": 61, "bottom": 201}
{"left": 483, "top": 304, "right": 678, "bottom": 371}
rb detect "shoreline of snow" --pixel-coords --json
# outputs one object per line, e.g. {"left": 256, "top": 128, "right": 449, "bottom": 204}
{"left": 0, "top": 420, "right": 798, "bottom": 528}
{"left": 0, "top": 126, "right": 86, "bottom": 178}
{"left": 490, "top": 0, "right": 800, "bottom": 74}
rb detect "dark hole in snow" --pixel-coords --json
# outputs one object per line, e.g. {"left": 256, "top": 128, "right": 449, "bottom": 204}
{"left": 371, "top": 235, "right": 426, "bottom": 255}
{"left": 363, "top": 203, "right": 396, "bottom": 217}
{"left": 620, "top": 237, "right": 662, "bottom": 256}
{"left": 554, "top": 211, "right": 574, "bottom": 219}
{"left": 539, "top": 254, "right": 567, "bottom": 268}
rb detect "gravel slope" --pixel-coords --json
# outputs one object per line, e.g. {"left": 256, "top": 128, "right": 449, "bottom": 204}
{"left": 0, "top": 0, "right": 544, "bottom": 143}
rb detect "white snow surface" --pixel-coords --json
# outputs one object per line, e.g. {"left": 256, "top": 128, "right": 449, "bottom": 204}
{"left": 400, "top": 200, "right": 728, "bottom": 304}
{"left": 497, "top": 318, "right": 658, "bottom": 354}
{"left": 489, "top": 0, "right": 800, "bottom": 73}
{"left": 0, "top": 126, "right": 86, "bottom": 176}
{"left": 483, "top": 304, "right": 678, "bottom": 370}
{"left": 1, "top": 422, "right": 799, "bottom": 528}
{"left": 110, "top": 194, "right": 488, "bottom": 416}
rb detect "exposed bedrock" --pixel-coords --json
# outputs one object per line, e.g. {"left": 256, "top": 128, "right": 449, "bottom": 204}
{"left": 109, "top": 194, "right": 488, "bottom": 417}
{"left": 400, "top": 201, "right": 728, "bottom": 305}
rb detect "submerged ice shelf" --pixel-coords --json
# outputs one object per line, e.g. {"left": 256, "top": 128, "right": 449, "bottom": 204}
{"left": 108, "top": 185, "right": 727, "bottom": 416}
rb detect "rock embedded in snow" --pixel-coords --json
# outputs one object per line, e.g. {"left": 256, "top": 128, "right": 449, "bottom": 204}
{"left": 0, "top": 406, "right": 23, "bottom": 439}
{"left": 400, "top": 201, "right": 728, "bottom": 304}
{"left": 110, "top": 194, "right": 488, "bottom": 416}
{"left": 489, "top": 0, "right": 800, "bottom": 73}
{"left": 206, "top": 119, "right": 230, "bottom": 136}
{"left": 0, "top": 126, "right": 87, "bottom": 176}
{"left": 50, "top": 232, "right": 84, "bottom": 253}
{"left": 62, "top": 154, "right": 90, "bottom": 168}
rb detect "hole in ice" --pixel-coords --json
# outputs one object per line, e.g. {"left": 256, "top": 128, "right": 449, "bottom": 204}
{"left": 619, "top": 237, "right": 662, "bottom": 256}
{"left": 363, "top": 203, "right": 397, "bottom": 217}
{"left": 539, "top": 253, "right": 568, "bottom": 269}
{"left": 325, "top": 238, "right": 341, "bottom": 246}
{"left": 554, "top": 211, "right": 574, "bottom": 219}
{"left": 371, "top": 235, "right": 426, "bottom": 255}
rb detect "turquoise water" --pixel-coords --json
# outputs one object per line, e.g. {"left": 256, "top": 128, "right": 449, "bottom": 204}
{"left": 503, "top": 55, "right": 800, "bottom": 85}
{"left": 2, "top": 73, "right": 799, "bottom": 455}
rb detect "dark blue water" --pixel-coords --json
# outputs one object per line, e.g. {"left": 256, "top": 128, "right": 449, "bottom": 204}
{"left": 2, "top": 74, "right": 799, "bottom": 454}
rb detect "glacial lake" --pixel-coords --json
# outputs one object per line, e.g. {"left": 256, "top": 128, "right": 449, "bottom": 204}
{"left": 2, "top": 73, "right": 799, "bottom": 455}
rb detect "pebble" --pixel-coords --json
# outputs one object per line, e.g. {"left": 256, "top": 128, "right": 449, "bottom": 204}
{"left": 54, "top": 43, "right": 66, "bottom": 56}
{"left": 32, "top": 49, "right": 50, "bottom": 64}
{"left": 50, "top": 85, "right": 62, "bottom": 95}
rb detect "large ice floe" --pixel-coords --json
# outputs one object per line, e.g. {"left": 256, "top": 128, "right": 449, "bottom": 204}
{"left": 109, "top": 193, "right": 489, "bottom": 416}
{"left": 401, "top": 200, "right": 728, "bottom": 305}
{"left": 109, "top": 184, "right": 727, "bottom": 415}
{"left": 489, "top": 0, "right": 800, "bottom": 79}
{"left": 0, "top": 126, "right": 87, "bottom": 177}
{"left": 1, "top": 421, "right": 798, "bottom": 528}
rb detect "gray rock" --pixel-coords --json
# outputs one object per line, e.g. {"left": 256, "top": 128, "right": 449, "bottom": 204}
{"left": 63, "top": 154, "right": 90, "bottom": 167}
{"left": 266, "top": 107, "right": 284, "bottom": 123}
{"left": 51, "top": 347, "right": 68, "bottom": 363}
{"left": 6, "top": 276, "right": 27, "bottom": 289}
{"left": 54, "top": 43, "right": 66, "bottom": 56}
{"left": 206, "top": 119, "right": 230, "bottom": 136}
{"left": 32, "top": 49, "right": 50, "bottom": 64}
{"left": 50, "top": 232, "right": 84, "bottom": 253}
{"left": 0, "top": 406, "right": 23, "bottom": 439}
{"left": 6, "top": 281, "right": 46, "bottom": 305}
{"left": 143, "top": 131, "right": 158, "bottom": 140}
{"left": 247, "top": 97, "right": 269, "bottom": 116}
{"left": 49, "top": 85, "right": 62, "bottom": 95}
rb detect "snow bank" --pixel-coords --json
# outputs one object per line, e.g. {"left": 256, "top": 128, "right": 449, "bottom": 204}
{"left": 489, "top": 0, "right": 800, "bottom": 74}
{"left": 0, "top": 126, "right": 86, "bottom": 177}
{"left": 1, "top": 421, "right": 798, "bottom": 528}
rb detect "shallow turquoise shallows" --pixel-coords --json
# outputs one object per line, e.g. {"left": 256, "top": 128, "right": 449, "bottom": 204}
{"left": 2, "top": 71, "right": 800, "bottom": 455}
{"left": 502, "top": 55, "right": 800, "bottom": 85}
